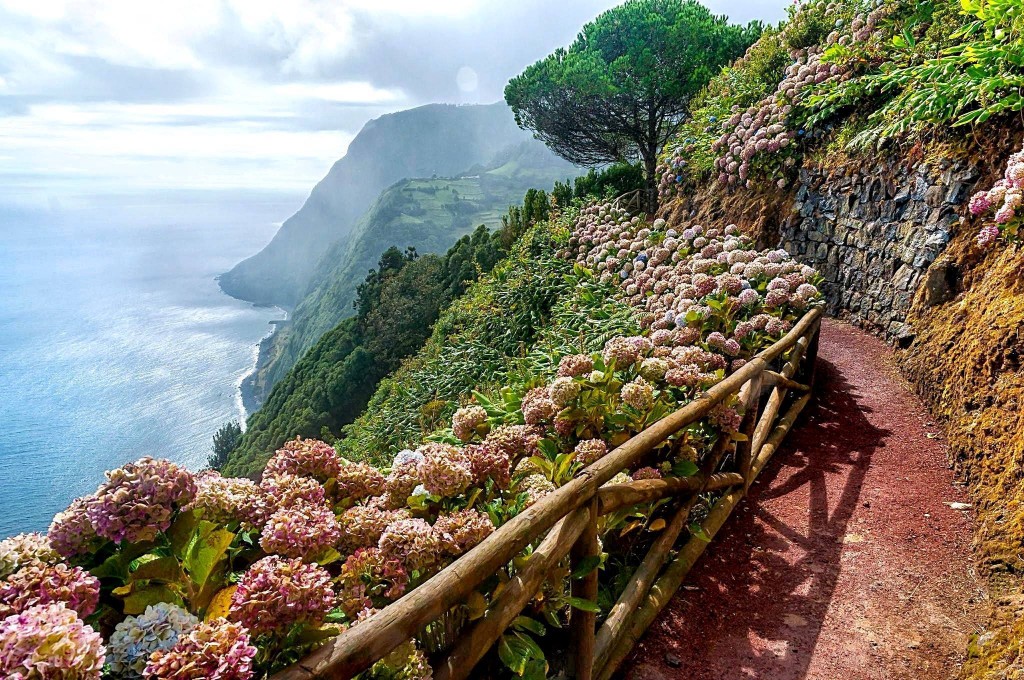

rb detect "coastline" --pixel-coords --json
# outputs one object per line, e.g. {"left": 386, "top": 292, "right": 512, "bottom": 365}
{"left": 237, "top": 315, "right": 286, "bottom": 419}
{"left": 237, "top": 309, "right": 287, "bottom": 421}
{"left": 215, "top": 271, "right": 290, "bottom": 423}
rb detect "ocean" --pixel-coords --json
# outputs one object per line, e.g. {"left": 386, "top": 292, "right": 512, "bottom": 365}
{"left": 0, "top": 190, "right": 301, "bottom": 538}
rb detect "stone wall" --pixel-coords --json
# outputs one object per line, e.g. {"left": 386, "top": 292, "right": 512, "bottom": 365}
{"left": 778, "top": 158, "right": 980, "bottom": 343}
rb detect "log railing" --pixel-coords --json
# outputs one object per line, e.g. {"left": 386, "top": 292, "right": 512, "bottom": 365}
{"left": 273, "top": 305, "right": 824, "bottom": 680}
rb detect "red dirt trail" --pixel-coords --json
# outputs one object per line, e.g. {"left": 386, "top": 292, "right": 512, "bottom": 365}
{"left": 622, "top": 319, "right": 985, "bottom": 680}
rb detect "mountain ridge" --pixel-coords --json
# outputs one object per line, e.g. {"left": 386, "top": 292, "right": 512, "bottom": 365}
{"left": 219, "top": 102, "right": 543, "bottom": 309}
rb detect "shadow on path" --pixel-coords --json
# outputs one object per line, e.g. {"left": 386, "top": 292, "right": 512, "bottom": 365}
{"left": 622, "top": 319, "right": 981, "bottom": 680}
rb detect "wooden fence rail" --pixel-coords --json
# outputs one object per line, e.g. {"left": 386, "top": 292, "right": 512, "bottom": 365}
{"left": 273, "top": 305, "right": 824, "bottom": 680}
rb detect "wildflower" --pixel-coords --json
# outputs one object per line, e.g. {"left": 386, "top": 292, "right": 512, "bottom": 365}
{"left": 229, "top": 556, "right": 335, "bottom": 635}
{"left": 417, "top": 443, "right": 473, "bottom": 498}
{"left": 452, "top": 405, "right": 489, "bottom": 442}
{"left": 259, "top": 499, "right": 341, "bottom": 561}
{"left": 107, "top": 603, "right": 199, "bottom": 678}
{"left": 0, "top": 534, "right": 58, "bottom": 580}
{"left": 378, "top": 518, "right": 443, "bottom": 573}
{"left": 557, "top": 352, "right": 598, "bottom": 378}
{"left": 0, "top": 603, "right": 105, "bottom": 680}
{"left": 337, "top": 504, "right": 410, "bottom": 554}
{"left": 144, "top": 620, "right": 256, "bottom": 680}
{"left": 338, "top": 548, "right": 408, "bottom": 618}
{"left": 0, "top": 561, "right": 101, "bottom": 618}
{"left": 434, "top": 509, "right": 494, "bottom": 556}
{"left": 264, "top": 437, "right": 341, "bottom": 482}
{"left": 48, "top": 496, "right": 99, "bottom": 559}
{"left": 87, "top": 457, "right": 196, "bottom": 544}
{"left": 574, "top": 439, "right": 608, "bottom": 466}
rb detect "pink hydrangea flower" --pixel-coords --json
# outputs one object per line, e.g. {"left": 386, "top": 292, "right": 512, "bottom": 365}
{"left": 48, "top": 497, "right": 99, "bottom": 559}
{"left": 464, "top": 441, "right": 512, "bottom": 490}
{"left": 0, "top": 534, "right": 58, "bottom": 580}
{"left": 378, "top": 518, "right": 443, "bottom": 573}
{"left": 452, "top": 405, "right": 489, "bottom": 442}
{"left": 417, "top": 443, "right": 473, "bottom": 498}
{"left": 338, "top": 548, "right": 409, "bottom": 618}
{"left": 259, "top": 499, "right": 341, "bottom": 561}
{"left": 337, "top": 504, "right": 410, "bottom": 554}
{"left": 434, "top": 509, "right": 495, "bottom": 556}
{"left": 335, "top": 460, "right": 387, "bottom": 501}
{"left": 0, "top": 561, "right": 100, "bottom": 619}
{"left": 187, "top": 471, "right": 256, "bottom": 525}
{"left": 264, "top": 437, "right": 342, "bottom": 482}
{"left": 229, "top": 556, "right": 335, "bottom": 635}
{"left": 573, "top": 439, "right": 608, "bottom": 466}
{"left": 557, "top": 354, "right": 594, "bottom": 378}
{"left": 521, "top": 387, "right": 557, "bottom": 425}
{"left": 243, "top": 473, "right": 326, "bottom": 531}
{"left": 87, "top": 457, "right": 195, "bottom": 544}
{"left": 0, "top": 603, "right": 105, "bottom": 680}
{"left": 145, "top": 619, "right": 256, "bottom": 680}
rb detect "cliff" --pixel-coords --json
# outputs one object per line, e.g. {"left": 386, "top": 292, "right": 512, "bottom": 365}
{"left": 218, "top": 102, "right": 544, "bottom": 309}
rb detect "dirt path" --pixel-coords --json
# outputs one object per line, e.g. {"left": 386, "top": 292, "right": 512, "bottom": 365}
{"left": 622, "top": 319, "right": 985, "bottom": 680}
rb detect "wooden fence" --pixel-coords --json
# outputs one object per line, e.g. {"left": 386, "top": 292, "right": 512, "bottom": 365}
{"left": 273, "top": 305, "right": 824, "bottom": 680}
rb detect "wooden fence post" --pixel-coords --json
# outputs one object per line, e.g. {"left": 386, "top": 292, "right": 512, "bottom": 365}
{"left": 569, "top": 499, "right": 599, "bottom": 680}
{"left": 736, "top": 373, "right": 763, "bottom": 487}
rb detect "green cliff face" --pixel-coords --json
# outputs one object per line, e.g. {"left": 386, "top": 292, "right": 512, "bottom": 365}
{"left": 243, "top": 141, "right": 577, "bottom": 407}
{"left": 218, "top": 102, "right": 547, "bottom": 309}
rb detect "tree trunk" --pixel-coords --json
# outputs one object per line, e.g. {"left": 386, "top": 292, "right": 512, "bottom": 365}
{"left": 641, "top": 151, "right": 658, "bottom": 216}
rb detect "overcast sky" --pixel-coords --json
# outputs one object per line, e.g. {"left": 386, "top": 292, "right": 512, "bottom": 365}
{"left": 0, "top": 0, "right": 789, "bottom": 202}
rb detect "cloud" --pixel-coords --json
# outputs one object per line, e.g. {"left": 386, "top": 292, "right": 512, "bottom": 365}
{"left": 0, "top": 0, "right": 790, "bottom": 199}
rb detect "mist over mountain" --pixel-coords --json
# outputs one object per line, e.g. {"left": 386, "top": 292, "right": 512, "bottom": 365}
{"left": 242, "top": 139, "right": 577, "bottom": 406}
{"left": 218, "top": 103, "right": 547, "bottom": 308}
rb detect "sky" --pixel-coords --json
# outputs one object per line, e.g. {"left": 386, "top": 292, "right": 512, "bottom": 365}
{"left": 0, "top": 0, "right": 790, "bottom": 205}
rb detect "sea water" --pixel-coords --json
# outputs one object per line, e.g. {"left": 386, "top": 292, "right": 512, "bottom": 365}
{"left": 0, "top": 190, "right": 299, "bottom": 537}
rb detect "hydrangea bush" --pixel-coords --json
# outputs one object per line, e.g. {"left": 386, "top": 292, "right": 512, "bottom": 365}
{"left": 970, "top": 146, "right": 1023, "bottom": 247}
{"left": 0, "top": 196, "right": 819, "bottom": 680}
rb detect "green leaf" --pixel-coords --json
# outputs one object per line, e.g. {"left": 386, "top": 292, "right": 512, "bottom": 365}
{"left": 130, "top": 556, "right": 183, "bottom": 584}
{"left": 568, "top": 597, "right": 601, "bottom": 613}
{"left": 168, "top": 509, "right": 201, "bottom": 559}
{"left": 689, "top": 523, "right": 712, "bottom": 543}
{"left": 571, "top": 555, "right": 602, "bottom": 579}
{"left": 122, "top": 585, "right": 184, "bottom": 615}
{"left": 89, "top": 542, "right": 157, "bottom": 582}
{"left": 512, "top": 615, "right": 547, "bottom": 636}
{"left": 673, "top": 460, "right": 699, "bottom": 477}
{"left": 498, "top": 634, "right": 530, "bottom": 675}
{"left": 183, "top": 521, "right": 235, "bottom": 591}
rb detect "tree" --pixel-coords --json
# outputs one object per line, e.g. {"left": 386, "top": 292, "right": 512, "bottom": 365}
{"left": 208, "top": 421, "right": 242, "bottom": 470}
{"left": 505, "top": 0, "right": 759, "bottom": 212}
